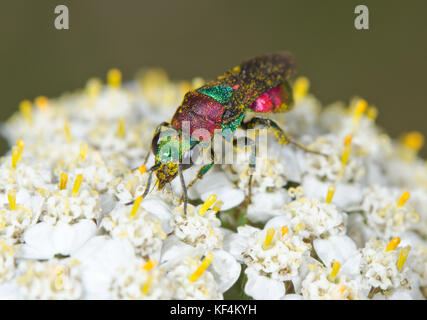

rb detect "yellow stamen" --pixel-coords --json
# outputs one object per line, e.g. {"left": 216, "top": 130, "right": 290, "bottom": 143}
{"left": 64, "top": 120, "right": 72, "bottom": 142}
{"left": 86, "top": 78, "right": 102, "bottom": 97}
{"left": 339, "top": 285, "right": 347, "bottom": 294}
{"left": 189, "top": 252, "right": 213, "bottom": 282}
{"left": 397, "top": 247, "right": 410, "bottom": 270}
{"left": 72, "top": 174, "right": 83, "bottom": 196}
{"left": 341, "top": 135, "right": 352, "bottom": 166}
{"left": 397, "top": 191, "right": 410, "bottom": 207}
{"left": 211, "top": 200, "right": 224, "bottom": 214}
{"left": 54, "top": 275, "right": 64, "bottom": 290}
{"left": 19, "top": 100, "right": 32, "bottom": 123}
{"left": 400, "top": 131, "right": 424, "bottom": 152}
{"left": 17, "top": 139, "right": 24, "bottom": 152}
{"left": 117, "top": 117, "right": 125, "bottom": 138}
{"left": 366, "top": 106, "right": 378, "bottom": 120}
{"left": 142, "top": 259, "right": 157, "bottom": 271}
{"left": 199, "top": 194, "right": 217, "bottom": 216}
{"left": 294, "top": 76, "right": 310, "bottom": 102}
{"left": 79, "top": 143, "right": 88, "bottom": 162}
{"left": 130, "top": 196, "right": 143, "bottom": 218}
{"left": 326, "top": 185, "right": 336, "bottom": 204}
{"left": 385, "top": 237, "right": 401, "bottom": 252}
{"left": 0, "top": 240, "right": 14, "bottom": 256}
{"left": 329, "top": 261, "right": 341, "bottom": 280}
{"left": 59, "top": 173, "right": 68, "bottom": 190}
{"left": 141, "top": 275, "right": 153, "bottom": 294}
{"left": 35, "top": 96, "right": 48, "bottom": 110}
{"left": 107, "top": 68, "right": 122, "bottom": 88}
{"left": 353, "top": 99, "right": 367, "bottom": 122}
{"left": 15, "top": 140, "right": 24, "bottom": 162}
{"left": 263, "top": 228, "right": 275, "bottom": 249}
{"left": 11, "top": 146, "right": 20, "bottom": 169}
{"left": 344, "top": 134, "right": 352, "bottom": 146}
{"left": 7, "top": 190, "right": 16, "bottom": 210}
{"left": 295, "top": 222, "right": 305, "bottom": 233}
{"left": 138, "top": 165, "right": 147, "bottom": 175}
{"left": 281, "top": 226, "right": 289, "bottom": 236}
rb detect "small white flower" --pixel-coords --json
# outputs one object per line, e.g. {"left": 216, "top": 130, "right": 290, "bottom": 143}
{"left": 72, "top": 236, "right": 136, "bottom": 299}
{"left": 16, "top": 258, "right": 83, "bottom": 300}
{"left": 42, "top": 188, "right": 101, "bottom": 224}
{"left": 18, "top": 219, "right": 97, "bottom": 259}
{"left": 280, "top": 197, "right": 346, "bottom": 239}
{"left": 300, "top": 134, "right": 366, "bottom": 184}
{"left": 54, "top": 147, "right": 118, "bottom": 192}
{"left": 360, "top": 186, "right": 419, "bottom": 238}
{"left": 110, "top": 258, "right": 172, "bottom": 299}
{"left": 0, "top": 206, "right": 33, "bottom": 241}
{"left": 360, "top": 238, "right": 412, "bottom": 294}
{"left": 300, "top": 263, "right": 365, "bottom": 300}
{"left": 101, "top": 203, "right": 166, "bottom": 259}
{"left": 0, "top": 240, "right": 15, "bottom": 283}
{"left": 163, "top": 252, "right": 223, "bottom": 300}
{"left": 160, "top": 239, "right": 240, "bottom": 296}
{"left": 173, "top": 203, "right": 223, "bottom": 251}
{"left": 227, "top": 216, "right": 311, "bottom": 293}
{"left": 400, "top": 232, "right": 427, "bottom": 288}
{"left": 0, "top": 156, "right": 52, "bottom": 192}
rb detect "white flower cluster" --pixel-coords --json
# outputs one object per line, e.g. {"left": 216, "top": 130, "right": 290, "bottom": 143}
{"left": 0, "top": 70, "right": 425, "bottom": 300}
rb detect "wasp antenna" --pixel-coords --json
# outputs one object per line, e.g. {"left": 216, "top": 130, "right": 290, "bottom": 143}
{"left": 148, "top": 177, "right": 158, "bottom": 196}
{"left": 142, "top": 170, "right": 154, "bottom": 198}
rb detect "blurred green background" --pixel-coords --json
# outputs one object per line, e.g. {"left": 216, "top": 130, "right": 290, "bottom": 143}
{"left": 0, "top": 0, "right": 426, "bottom": 155}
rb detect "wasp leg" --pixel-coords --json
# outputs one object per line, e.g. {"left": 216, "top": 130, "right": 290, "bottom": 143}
{"left": 233, "top": 136, "right": 256, "bottom": 204}
{"left": 242, "top": 117, "right": 326, "bottom": 157}
{"left": 186, "top": 163, "right": 214, "bottom": 191}
{"left": 186, "top": 148, "right": 216, "bottom": 191}
{"left": 178, "top": 164, "right": 188, "bottom": 214}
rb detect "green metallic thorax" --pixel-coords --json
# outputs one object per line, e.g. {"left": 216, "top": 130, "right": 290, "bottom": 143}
{"left": 197, "top": 85, "right": 233, "bottom": 105}
{"left": 221, "top": 112, "right": 245, "bottom": 142}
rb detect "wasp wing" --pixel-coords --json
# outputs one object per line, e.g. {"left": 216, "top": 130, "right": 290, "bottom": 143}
{"left": 202, "top": 52, "right": 296, "bottom": 122}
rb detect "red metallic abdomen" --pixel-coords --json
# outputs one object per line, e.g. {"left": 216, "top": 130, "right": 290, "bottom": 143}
{"left": 171, "top": 91, "right": 225, "bottom": 141}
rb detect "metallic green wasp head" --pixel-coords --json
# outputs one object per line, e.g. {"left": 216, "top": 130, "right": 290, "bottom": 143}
{"left": 152, "top": 129, "right": 192, "bottom": 190}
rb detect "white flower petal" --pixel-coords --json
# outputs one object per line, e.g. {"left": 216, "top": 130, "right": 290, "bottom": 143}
{"left": 72, "top": 236, "right": 136, "bottom": 299}
{"left": 244, "top": 267, "right": 285, "bottom": 300}
{"left": 314, "top": 235, "right": 360, "bottom": 276}
{"left": 210, "top": 249, "right": 241, "bottom": 293}
{"left": 302, "top": 176, "right": 363, "bottom": 208}
{"left": 264, "top": 215, "right": 292, "bottom": 231}
{"left": 19, "top": 219, "right": 97, "bottom": 260}
{"left": 247, "top": 189, "right": 290, "bottom": 223}
{"left": 160, "top": 236, "right": 197, "bottom": 264}
{"left": 200, "top": 187, "right": 244, "bottom": 211}
{"left": 141, "top": 198, "right": 174, "bottom": 233}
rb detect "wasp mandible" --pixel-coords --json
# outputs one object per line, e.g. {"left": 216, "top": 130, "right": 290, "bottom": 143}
{"left": 139, "top": 52, "right": 324, "bottom": 213}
